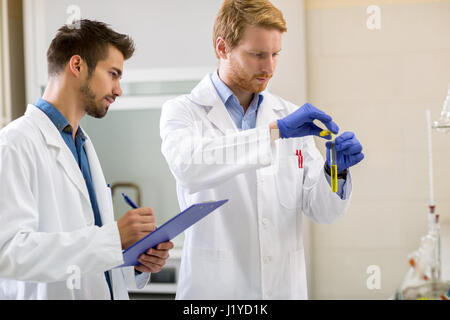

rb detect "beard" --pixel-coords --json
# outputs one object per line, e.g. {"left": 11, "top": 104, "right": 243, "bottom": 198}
{"left": 229, "top": 57, "right": 272, "bottom": 93}
{"left": 80, "top": 79, "right": 108, "bottom": 119}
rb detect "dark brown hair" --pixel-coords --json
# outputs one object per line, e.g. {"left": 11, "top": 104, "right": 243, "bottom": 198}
{"left": 47, "top": 19, "right": 135, "bottom": 76}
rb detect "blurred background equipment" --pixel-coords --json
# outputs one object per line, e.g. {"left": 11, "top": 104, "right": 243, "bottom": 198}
{"left": 433, "top": 84, "right": 450, "bottom": 133}
{"left": 396, "top": 102, "right": 450, "bottom": 300}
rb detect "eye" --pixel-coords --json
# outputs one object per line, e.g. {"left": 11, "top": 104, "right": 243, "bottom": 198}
{"left": 110, "top": 71, "right": 118, "bottom": 78}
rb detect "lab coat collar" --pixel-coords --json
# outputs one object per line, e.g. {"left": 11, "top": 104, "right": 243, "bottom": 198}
{"left": 25, "top": 104, "right": 92, "bottom": 207}
{"left": 189, "top": 74, "right": 284, "bottom": 134}
{"left": 190, "top": 75, "right": 238, "bottom": 134}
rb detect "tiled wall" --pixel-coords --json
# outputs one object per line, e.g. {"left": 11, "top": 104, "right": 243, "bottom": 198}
{"left": 305, "top": 0, "right": 450, "bottom": 299}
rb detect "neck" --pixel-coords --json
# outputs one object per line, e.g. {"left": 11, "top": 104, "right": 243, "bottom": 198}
{"left": 217, "top": 67, "right": 254, "bottom": 113}
{"left": 42, "top": 76, "right": 86, "bottom": 139}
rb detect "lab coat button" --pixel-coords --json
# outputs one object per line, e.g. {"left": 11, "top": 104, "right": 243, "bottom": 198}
{"left": 262, "top": 218, "right": 269, "bottom": 226}
{"left": 264, "top": 256, "right": 272, "bottom": 264}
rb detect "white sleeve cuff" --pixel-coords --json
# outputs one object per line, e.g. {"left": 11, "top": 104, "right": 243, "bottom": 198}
{"left": 121, "top": 266, "right": 150, "bottom": 289}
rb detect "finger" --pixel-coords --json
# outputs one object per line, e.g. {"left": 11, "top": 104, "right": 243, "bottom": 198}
{"left": 306, "top": 105, "right": 338, "bottom": 134}
{"left": 143, "top": 263, "right": 162, "bottom": 273}
{"left": 309, "top": 110, "right": 332, "bottom": 127}
{"left": 136, "top": 223, "right": 156, "bottom": 234}
{"left": 335, "top": 132, "right": 355, "bottom": 144}
{"left": 139, "top": 254, "right": 166, "bottom": 267}
{"left": 155, "top": 241, "right": 174, "bottom": 250}
{"left": 135, "top": 264, "right": 159, "bottom": 273}
{"left": 322, "top": 120, "right": 339, "bottom": 135}
{"left": 134, "top": 264, "right": 151, "bottom": 273}
{"left": 137, "top": 215, "right": 156, "bottom": 224}
{"left": 303, "top": 103, "right": 331, "bottom": 121}
{"left": 350, "top": 153, "right": 365, "bottom": 166}
{"left": 340, "top": 143, "right": 363, "bottom": 155}
{"left": 139, "top": 253, "right": 166, "bottom": 265}
{"left": 335, "top": 139, "right": 362, "bottom": 153}
{"left": 135, "top": 207, "right": 154, "bottom": 216}
{"left": 309, "top": 124, "right": 332, "bottom": 140}
{"left": 146, "top": 248, "right": 170, "bottom": 259}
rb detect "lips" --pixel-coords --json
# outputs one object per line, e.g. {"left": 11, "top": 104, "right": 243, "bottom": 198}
{"left": 105, "top": 97, "right": 115, "bottom": 105}
{"left": 254, "top": 74, "right": 272, "bottom": 82}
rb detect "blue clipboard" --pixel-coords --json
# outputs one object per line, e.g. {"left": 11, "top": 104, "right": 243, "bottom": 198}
{"left": 118, "top": 199, "right": 228, "bottom": 267}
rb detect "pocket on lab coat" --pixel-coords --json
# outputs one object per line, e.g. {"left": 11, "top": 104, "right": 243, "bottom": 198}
{"left": 289, "top": 249, "right": 308, "bottom": 299}
{"left": 187, "top": 246, "right": 235, "bottom": 298}
{"left": 275, "top": 156, "right": 302, "bottom": 210}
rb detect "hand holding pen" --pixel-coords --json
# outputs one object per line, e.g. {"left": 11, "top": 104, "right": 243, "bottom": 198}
{"left": 117, "top": 193, "right": 156, "bottom": 250}
{"left": 119, "top": 192, "right": 174, "bottom": 273}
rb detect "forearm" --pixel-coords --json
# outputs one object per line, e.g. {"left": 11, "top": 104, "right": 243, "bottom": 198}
{"left": 0, "top": 223, "right": 123, "bottom": 282}
{"left": 161, "top": 125, "right": 274, "bottom": 193}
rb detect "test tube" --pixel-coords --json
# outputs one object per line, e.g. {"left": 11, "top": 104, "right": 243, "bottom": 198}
{"left": 330, "top": 139, "right": 338, "bottom": 193}
{"left": 320, "top": 130, "right": 338, "bottom": 192}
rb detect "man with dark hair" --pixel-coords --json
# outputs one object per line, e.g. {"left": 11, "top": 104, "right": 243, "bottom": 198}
{"left": 0, "top": 19, "right": 173, "bottom": 299}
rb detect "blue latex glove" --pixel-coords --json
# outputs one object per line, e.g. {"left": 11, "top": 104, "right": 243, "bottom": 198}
{"left": 326, "top": 131, "right": 364, "bottom": 173}
{"left": 277, "top": 103, "right": 339, "bottom": 139}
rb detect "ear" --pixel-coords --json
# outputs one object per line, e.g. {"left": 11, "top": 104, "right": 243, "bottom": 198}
{"left": 215, "top": 37, "right": 229, "bottom": 60}
{"left": 68, "top": 55, "right": 84, "bottom": 78}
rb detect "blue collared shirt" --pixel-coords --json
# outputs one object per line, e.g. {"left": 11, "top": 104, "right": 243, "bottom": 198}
{"left": 34, "top": 98, "right": 114, "bottom": 299}
{"left": 210, "top": 71, "right": 263, "bottom": 130}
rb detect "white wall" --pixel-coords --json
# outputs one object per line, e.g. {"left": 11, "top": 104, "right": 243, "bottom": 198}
{"left": 306, "top": 0, "right": 450, "bottom": 299}
{"left": 23, "top": 0, "right": 222, "bottom": 102}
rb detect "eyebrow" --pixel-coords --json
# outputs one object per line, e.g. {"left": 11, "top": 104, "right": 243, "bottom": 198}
{"left": 111, "top": 67, "right": 122, "bottom": 77}
{"left": 249, "top": 49, "right": 282, "bottom": 54}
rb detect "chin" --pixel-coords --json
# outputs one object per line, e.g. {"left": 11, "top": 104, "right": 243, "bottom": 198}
{"left": 253, "top": 84, "right": 268, "bottom": 93}
{"left": 86, "top": 107, "right": 108, "bottom": 119}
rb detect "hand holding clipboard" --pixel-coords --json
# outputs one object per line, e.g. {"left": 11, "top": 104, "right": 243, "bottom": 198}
{"left": 118, "top": 193, "right": 228, "bottom": 268}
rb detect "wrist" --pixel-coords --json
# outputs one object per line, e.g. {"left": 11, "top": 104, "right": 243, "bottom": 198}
{"left": 269, "top": 121, "right": 280, "bottom": 141}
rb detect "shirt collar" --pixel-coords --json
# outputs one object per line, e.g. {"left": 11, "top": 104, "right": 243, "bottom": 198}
{"left": 34, "top": 98, "right": 86, "bottom": 140}
{"left": 210, "top": 70, "right": 264, "bottom": 109}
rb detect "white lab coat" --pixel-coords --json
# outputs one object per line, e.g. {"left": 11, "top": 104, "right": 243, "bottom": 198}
{"left": 160, "top": 75, "right": 353, "bottom": 300}
{"left": 0, "top": 104, "right": 149, "bottom": 299}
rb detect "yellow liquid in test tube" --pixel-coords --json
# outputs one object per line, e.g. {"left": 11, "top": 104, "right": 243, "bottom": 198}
{"left": 330, "top": 163, "right": 338, "bottom": 192}
{"left": 320, "top": 130, "right": 338, "bottom": 193}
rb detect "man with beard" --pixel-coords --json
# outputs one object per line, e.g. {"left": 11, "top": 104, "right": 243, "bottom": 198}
{"left": 160, "top": 0, "right": 364, "bottom": 299}
{"left": 0, "top": 19, "right": 173, "bottom": 299}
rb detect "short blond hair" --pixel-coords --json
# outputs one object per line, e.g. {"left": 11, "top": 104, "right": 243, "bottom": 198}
{"left": 213, "top": 0, "right": 287, "bottom": 58}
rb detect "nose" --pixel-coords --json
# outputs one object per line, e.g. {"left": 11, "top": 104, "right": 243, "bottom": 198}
{"left": 261, "top": 56, "right": 276, "bottom": 75}
{"left": 113, "top": 82, "right": 122, "bottom": 97}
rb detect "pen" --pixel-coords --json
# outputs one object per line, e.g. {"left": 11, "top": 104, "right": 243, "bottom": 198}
{"left": 122, "top": 192, "right": 138, "bottom": 209}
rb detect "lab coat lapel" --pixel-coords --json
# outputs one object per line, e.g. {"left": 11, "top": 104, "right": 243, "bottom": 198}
{"left": 255, "top": 92, "right": 285, "bottom": 127}
{"left": 83, "top": 133, "right": 114, "bottom": 225}
{"left": 26, "top": 105, "right": 91, "bottom": 205}
{"left": 189, "top": 74, "right": 238, "bottom": 134}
